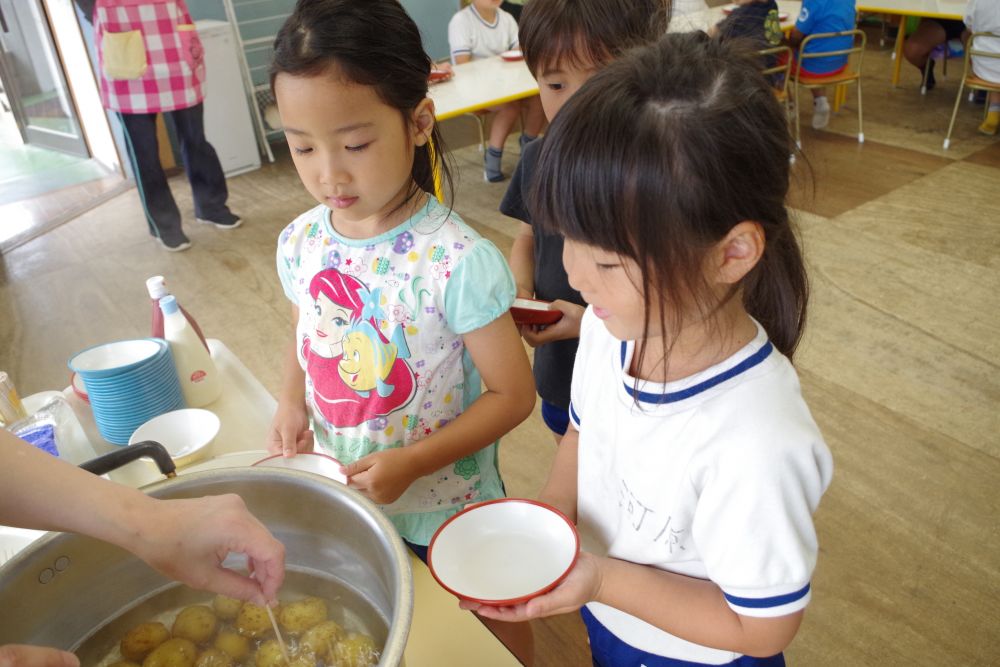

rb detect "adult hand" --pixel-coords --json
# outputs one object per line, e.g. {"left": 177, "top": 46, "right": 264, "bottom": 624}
{"left": 521, "top": 301, "right": 585, "bottom": 347}
{"left": 342, "top": 447, "right": 415, "bottom": 505}
{"left": 0, "top": 644, "right": 78, "bottom": 667}
{"left": 266, "top": 401, "right": 314, "bottom": 457}
{"left": 459, "top": 551, "right": 603, "bottom": 622}
{"left": 128, "top": 494, "right": 285, "bottom": 606}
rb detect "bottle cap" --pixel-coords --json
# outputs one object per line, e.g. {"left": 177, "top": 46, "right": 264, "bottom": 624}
{"left": 159, "top": 295, "right": 180, "bottom": 315}
{"left": 146, "top": 276, "right": 168, "bottom": 299}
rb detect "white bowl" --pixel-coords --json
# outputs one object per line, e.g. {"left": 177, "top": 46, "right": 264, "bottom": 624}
{"left": 428, "top": 498, "right": 579, "bottom": 605}
{"left": 68, "top": 339, "right": 164, "bottom": 377}
{"left": 128, "top": 408, "right": 220, "bottom": 468}
{"left": 253, "top": 452, "right": 348, "bottom": 484}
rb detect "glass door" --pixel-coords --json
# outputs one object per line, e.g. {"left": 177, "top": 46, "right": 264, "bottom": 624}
{"left": 0, "top": 0, "right": 89, "bottom": 157}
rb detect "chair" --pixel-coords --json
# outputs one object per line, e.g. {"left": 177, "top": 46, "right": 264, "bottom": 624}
{"left": 759, "top": 45, "right": 793, "bottom": 127}
{"left": 921, "top": 41, "right": 953, "bottom": 96}
{"left": 943, "top": 32, "right": 1000, "bottom": 150}
{"left": 792, "top": 29, "right": 866, "bottom": 148}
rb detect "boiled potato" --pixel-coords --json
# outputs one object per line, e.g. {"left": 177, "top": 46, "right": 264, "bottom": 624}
{"left": 278, "top": 596, "right": 327, "bottom": 635}
{"left": 172, "top": 605, "right": 219, "bottom": 644}
{"left": 120, "top": 622, "right": 170, "bottom": 661}
{"left": 193, "top": 648, "right": 233, "bottom": 667}
{"left": 333, "top": 632, "right": 379, "bottom": 667}
{"left": 254, "top": 640, "right": 317, "bottom": 667}
{"left": 236, "top": 602, "right": 273, "bottom": 639}
{"left": 212, "top": 595, "right": 243, "bottom": 621}
{"left": 213, "top": 630, "right": 250, "bottom": 662}
{"left": 300, "top": 620, "right": 345, "bottom": 660}
{"left": 109, "top": 662, "right": 142, "bottom": 667}
{"left": 142, "top": 638, "right": 198, "bottom": 667}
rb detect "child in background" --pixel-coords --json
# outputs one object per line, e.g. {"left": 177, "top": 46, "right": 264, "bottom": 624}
{"left": 965, "top": 0, "right": 1000, "bottom": 135}
{"left": 468, "top": 33, "right": 833, "bottom": 667}
{"left": 711, "top": 0, "right": 783, "bottom": 49}
{"left": 449, "top": 0, "right": 546, "bottom": 181}
{"left": 786, "top": 0, "right": 856, "bottom": 129}
{"left": 267, "top": 0, "right": 536, "bottom": 660}
{"left": 502, "top": 0, "right": 669, "bottom": 444}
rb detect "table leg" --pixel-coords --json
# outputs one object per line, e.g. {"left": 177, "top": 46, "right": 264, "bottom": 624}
{"left": 892, "top": 15, "right": 905, "bottom": 88}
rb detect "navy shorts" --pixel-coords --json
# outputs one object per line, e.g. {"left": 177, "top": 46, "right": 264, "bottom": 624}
{"left": 582, "top": 606, "right": 786, "bottom": 667}
{"left": 405, "top": 540, "right": 429, "bottom": 564}
{"left": 541, "top": 400, "right": 570, "bottom": 436}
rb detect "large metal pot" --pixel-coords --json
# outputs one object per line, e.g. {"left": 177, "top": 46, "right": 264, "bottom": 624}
{"left": 0, "top": 467, "right": 413, "bottom": 666}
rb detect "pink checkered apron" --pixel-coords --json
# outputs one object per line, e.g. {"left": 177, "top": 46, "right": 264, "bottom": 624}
{"left": 93, "top": 0, "right": 205, "bottom": 114}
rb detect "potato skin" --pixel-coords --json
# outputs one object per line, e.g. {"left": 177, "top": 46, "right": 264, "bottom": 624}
{"left": 172, "top": 605, "right": 219, "bottom": 644}
{"left": 211, "top": 595, "right": 243, "bottom": 621}
{"left": 300, "top": 620, "right": 345, "bottom": 660}
{"left": 236, "top": 602, "right": 272, "bottom": 639}
{"left": 334, "top": 632, "right": 379, "bottom": 667}
{"left": 120, "top": 622, "right": 170, "bottom": 662}
{"left": 278, "top": 597, "right": 327, "bottom": 635}
{"left": 142, "top": 638, "right": 198, "bottom": 667}
{"left": 212, "top": 630, "right": 250, "bottom": 662}
{"left": 193, "top": 648, "right": 234, "bottom": 667}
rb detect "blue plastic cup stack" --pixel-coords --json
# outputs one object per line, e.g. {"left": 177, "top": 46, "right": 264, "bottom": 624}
{"left": 67, "top": 338, "right": 185, "bottom": 445}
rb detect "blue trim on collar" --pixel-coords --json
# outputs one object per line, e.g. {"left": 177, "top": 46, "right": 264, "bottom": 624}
{"left": 724, "top": 583, "right": 810, "bottom": 609}
{"left": 620, "top": 340, "right": 774, "bottom": 405}
{"left": 469, "top": 4, "right": 499, "bottom": 28}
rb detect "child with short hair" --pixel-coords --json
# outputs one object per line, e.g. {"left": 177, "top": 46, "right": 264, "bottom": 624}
{"left": 965, "top": 0, "right": 1000, "bottom": 135}
{"left": 711, "top": 0, "right": 783, "bottom": 49}
{"left": 503, "top": 0, "right": 669, "bottom": 444}
{"left": 787, "top": 0, "right": 856, "bottom": 129}
{"left": 467, "top": 33, "right": 833, "bottom": 667}
{"left": 448, "top": 0, "right": 546, "bottom": 181}
{"left": 267, "top": 0, "right": 536, "bottom": 660}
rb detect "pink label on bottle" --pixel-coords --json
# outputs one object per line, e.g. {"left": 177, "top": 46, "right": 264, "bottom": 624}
{"left": 190, "top": 370, "right": 207, "bottom": 384}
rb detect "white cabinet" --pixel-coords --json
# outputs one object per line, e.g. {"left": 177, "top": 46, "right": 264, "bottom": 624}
{"left": 196, "top": 20, "right": 260, "bottom": 176}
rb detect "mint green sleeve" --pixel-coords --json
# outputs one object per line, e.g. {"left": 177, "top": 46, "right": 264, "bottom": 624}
{"left": 443, "top": 239, "right": 516, "bottom": 334}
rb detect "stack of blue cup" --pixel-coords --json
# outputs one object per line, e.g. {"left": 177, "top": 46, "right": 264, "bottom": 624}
{"left": 67, "top": 338, "right": 185, "bottom": 445}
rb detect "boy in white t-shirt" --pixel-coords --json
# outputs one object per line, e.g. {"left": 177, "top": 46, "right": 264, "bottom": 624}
{"left": 966, "top": 0, "right": 1000, "bottom": 135}
{"left": 448, "top": 0, "right": 545, "bottom": 182}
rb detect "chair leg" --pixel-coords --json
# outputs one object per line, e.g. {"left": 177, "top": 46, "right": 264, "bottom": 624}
{"left": 857, "top": 81, "right": 864, "bottom": 144}
{"left": 794, "top": 81, "right": 802, "bottom": 149}
{"left": 943, "top": 81, "right": 966, "bottom": 149}
{"left": 921, "top": 58, "right": 931, "bottom": 95}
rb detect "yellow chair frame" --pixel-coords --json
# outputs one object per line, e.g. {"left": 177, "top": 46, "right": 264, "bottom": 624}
{"left": 759, "top": 44, "right": 794, "bottom": 126}
{"left": 792, "top": 29, "right": 866, "bottom": 148}
{"left": 943, "top": 32, "right": 1000, "bottom": 150}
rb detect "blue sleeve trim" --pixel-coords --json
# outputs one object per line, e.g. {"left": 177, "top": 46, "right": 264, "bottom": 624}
{"left": 569, "top": 402, "right": 581, "bottom": 426}
{"left": 724, "top": 582, "right": 810, "bottom": 609}
{"left": 451, "top": 48, "right": 472, "bottom": 55}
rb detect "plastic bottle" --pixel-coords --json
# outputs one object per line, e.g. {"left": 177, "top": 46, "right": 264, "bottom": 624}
{"left": 147, "top": 276, "right": 209, "bottom": 351}
{"left": 160, "top": 295, "right": 221, "bottom": 407}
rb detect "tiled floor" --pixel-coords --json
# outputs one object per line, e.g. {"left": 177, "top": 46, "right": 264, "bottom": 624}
{"left": 1, "top": 32, "right": 997, "bottom": 666}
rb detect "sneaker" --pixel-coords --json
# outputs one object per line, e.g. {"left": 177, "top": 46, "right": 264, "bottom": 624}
{"left": 811, "top": 97, "right": 830, "bottom": 130}
{"left": 197, "top": 212, "right": 243, "bottom": 229}
{"left": 978, "top": 110, "right": 1000, "bottom": 136}
{"left": 519, "top": 133, "right": 537, "bottom": 150}
{"left": 157, "top": 232, "right": 192, "bottom": 252}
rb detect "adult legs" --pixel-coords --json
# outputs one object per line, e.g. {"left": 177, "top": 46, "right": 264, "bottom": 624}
{"left": 118, "top": 111, "right": 187, "bottom": 246}
{"left": 167, "top": 103, "right": 238, "bottom": 226}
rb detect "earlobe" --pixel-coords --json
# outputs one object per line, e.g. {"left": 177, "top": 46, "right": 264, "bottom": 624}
{"left": 412, "top": 98, "right": 436, "bottom": 147}
{"left": 717, "top": 221, "right": 765, "bottom": 284}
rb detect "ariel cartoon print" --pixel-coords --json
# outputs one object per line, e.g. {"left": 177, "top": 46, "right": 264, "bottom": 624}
{"left": 302, "top": 268, "right": 416, "bottom": 428}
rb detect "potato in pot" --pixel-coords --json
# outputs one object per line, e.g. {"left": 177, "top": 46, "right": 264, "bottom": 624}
{"left": 213, "top": 630, "right": 250, "bottom": 662}
{"left": 193, "top": 647, "right": 234, "bottom": 667}
{"left": 334, "top": 632, "right": 379, "bottom": 667}
{"left": 142, "top": 638, "right": 198, "bottom": 667}
{"left": 211, "top": 595, "right": 243, "bottom": 621}
{"left": 300, "top": 620, "right": 345, "bottom": 660}
{"left": 254, "top": 640, "right": 316, "bottom": 667}
{"left": 120, "top": 622, "right": 170, "bottom": 662}
{"left": 172, "top": 605, "right": 219, "bottom": 644}
{"left": 235, "top": 602, "right": 272, "bottom": 639}
{"left": 278, "top": 596, "right": 327, "bottom": 635}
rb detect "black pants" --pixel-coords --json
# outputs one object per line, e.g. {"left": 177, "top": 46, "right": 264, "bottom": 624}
{"left": 119, "top": 104, "right": 230, "bottom": 241}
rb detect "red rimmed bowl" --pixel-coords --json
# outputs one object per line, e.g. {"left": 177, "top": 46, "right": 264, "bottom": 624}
{"left": 427, "top": 498, "right": 579, "bottom": 606}
{"left": 500, "top": 49, "right": 524, "bottom": 62}
{"left": 510, "top": 297, "right": 563, "bottom": 326}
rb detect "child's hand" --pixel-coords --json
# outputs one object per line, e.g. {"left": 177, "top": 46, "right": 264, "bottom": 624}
{"left": 341, "top": 447, "right": 416, "bottom": 505}
{"left": 521, "top": 301, "right": 585, "bottom": 347}
{"left": 459, "top": 551, "right": 603, "bottom": 622}
{"left": 266, "top": 402, "right": 314, "bottom": 457}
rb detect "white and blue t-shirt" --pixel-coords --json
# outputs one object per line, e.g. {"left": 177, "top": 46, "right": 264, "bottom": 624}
{"left": 448, "top": 4, "right": 519, "bottom": 63}
{"left": 796, "top": 0, "right": 856, "bottom": 74}
{"left": 570, "top": 308, "right": 833, "bottom": 664}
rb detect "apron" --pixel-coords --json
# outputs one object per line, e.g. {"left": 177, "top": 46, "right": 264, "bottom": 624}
{"left": 93, "top": 0, "right": 204, "bottom": 113}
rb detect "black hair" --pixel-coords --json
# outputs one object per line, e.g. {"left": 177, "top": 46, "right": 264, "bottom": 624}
{"left": 533, "top": 32, "right": 808, "bottom": 366}
{"left": 519, "top": 0, "right": 671, "bottom": 77}
{"left": 270, "top": 0, "right": 452, "bottom": 204}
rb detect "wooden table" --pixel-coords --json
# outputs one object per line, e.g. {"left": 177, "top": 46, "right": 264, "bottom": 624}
{"left": 669, "top": 0, "right": 803, "bottom": 33}
{"left": 428, "top": 56, "right": 538, "bottom": 121}
{"left": 856, "top": 0, "right": 967, "bottom": 86}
